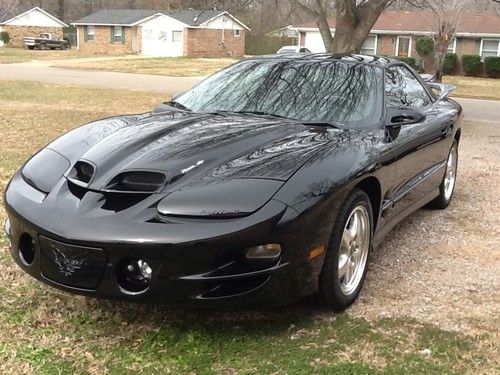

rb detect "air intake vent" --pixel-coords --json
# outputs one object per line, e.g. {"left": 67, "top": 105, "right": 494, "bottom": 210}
{"left": 73, "top": 161, "right": 95, "bottom": 183}
{"left": 105, "top": 171, "right": 167, "bottom": 193}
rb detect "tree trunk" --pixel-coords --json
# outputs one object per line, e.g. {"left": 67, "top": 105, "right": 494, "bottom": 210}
{"left": 328, "top": 0, "right": 391, "bottom": 54}
{"left": 58, "top": 0, "right": 65, "bottom": 22}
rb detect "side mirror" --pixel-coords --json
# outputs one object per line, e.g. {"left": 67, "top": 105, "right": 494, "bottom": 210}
{"left": 428, "top": 83, "right": 456, "bottom": 108}
{"left": 386, "top": 106, "right": 426, "bottom": 127}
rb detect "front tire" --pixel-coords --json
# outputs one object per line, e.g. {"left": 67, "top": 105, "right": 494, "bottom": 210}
{"left": 428, "top": 140, "right": 458, "bottom": 209}
{"left": 319, "top": 189, "right": 373, "bottom": 310}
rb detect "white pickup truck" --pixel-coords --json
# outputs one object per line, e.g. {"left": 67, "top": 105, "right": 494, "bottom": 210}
{"left": 23, "top": 33, "right": 69, "bottom": 50}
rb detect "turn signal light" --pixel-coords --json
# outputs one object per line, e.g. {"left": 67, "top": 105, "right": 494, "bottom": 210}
{"left": 246, "top": 244, "right": 281, "bottom": 259}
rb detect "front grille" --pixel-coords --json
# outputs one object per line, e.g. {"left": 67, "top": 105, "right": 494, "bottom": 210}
{"left": 39, "top": 236, "right": 107, "bottom": 290}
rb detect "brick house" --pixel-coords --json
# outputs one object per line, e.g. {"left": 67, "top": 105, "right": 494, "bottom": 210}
{"left": 291, "top": 11, "right": 500, "bottom": 66}
{"left": 72, "top": 9, "right": 249, "bottom": 57}
{"left": 0, "top": 7, "right": 67, "bottom": 48}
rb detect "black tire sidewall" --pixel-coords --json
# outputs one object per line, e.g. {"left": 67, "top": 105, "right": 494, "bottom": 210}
{"left": 319, "top": 189, "right": 373, "bottom": 310}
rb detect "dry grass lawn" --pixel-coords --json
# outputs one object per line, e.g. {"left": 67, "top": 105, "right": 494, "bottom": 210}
{"left": 56, "top": 57, "right": 236, "bottom": 77}
{"left": 0, "top": 80, "right": 498, "bottom": 374}
{"left": 444, "top": 75, "right": 500, "bottom": 101}
{"left": 0, "top": 47, "right": 96, "bottom": 64}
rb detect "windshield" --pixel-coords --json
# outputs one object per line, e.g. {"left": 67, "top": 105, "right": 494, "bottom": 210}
{"left": 176, "top": 59, "right": 383, "bottom": 129}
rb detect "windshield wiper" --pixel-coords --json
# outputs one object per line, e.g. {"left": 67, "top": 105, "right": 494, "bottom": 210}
{"left": 212, "top": 110, "right": 287, "bottom": 119}
{"left": 302, "top": 121, "right": 341, "bottom": 129}
{"left": 164, "top": 100, "right": 191, "bottom": 111}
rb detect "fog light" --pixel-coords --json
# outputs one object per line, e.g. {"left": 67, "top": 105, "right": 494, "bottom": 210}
{"left": 117, "top": 259, "right": 153, "bottom": 294}
{"left": 246, "top": 244, "right": 281, "bottom": 259}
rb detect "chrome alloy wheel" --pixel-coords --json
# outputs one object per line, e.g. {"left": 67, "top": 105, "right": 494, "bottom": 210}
{"left": 338, "top": 205, "right": 370, "bottom": 296}
{"left": 444, "top": 144, "right": 458, "bottom": 201}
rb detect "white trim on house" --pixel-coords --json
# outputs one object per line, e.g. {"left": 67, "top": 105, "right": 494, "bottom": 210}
{"left": 479, "top": 38, "right": 500, "bottom": 61}
{"left": 448, "top": 38, "right": 457, "bottom": 54}
{"left": 290, "top": 26, "right": 500, "bottom": 39}
{"left": 198, "top": 11, "right": 251, "bottom": 31}
{"left": 396, "top": 35, "right": 412, "bottom": 57}
{"left": 0, "top": 7, "right": 68, "bottom": 27}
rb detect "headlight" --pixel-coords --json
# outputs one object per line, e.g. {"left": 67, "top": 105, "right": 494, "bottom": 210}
{"left": 246, "top": 244, "right": 282, "bottom": 259}
{"left": 22, "top": 148, "right": 70, "bottom": 193}
{"left": 157, "top": 178, "right": 283, "bottom": 218}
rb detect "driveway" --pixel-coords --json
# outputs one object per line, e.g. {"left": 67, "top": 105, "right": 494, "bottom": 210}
{"left": 0, "top": 63, "right": 498, "bottom": 122}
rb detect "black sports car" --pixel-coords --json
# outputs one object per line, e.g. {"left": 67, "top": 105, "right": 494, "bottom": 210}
{"left": 4, "top": 54, "right": 462, "bottom": 310}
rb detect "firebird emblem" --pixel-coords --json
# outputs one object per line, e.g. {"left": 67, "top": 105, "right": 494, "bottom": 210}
{"left": 50, "top": 244, "right": 85, "bottom": 277}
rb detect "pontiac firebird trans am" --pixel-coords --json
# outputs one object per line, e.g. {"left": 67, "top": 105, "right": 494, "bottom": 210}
{"left": 4, "top": 54, "right": 462, "bottom": 310}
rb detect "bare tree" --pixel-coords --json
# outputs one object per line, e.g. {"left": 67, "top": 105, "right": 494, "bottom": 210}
{"left": 427, "top": 0, "right": 468, "bottom": 81}
{"left": 290, "top": 0, "right": 396, "bottom": 54}
{"left": 0, "top": 0, "right": 19, "bottom": 22}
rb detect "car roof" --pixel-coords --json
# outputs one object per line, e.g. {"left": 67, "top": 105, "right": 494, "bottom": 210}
{"left": 247, "top": 53, "right": 401, "bottom": 68}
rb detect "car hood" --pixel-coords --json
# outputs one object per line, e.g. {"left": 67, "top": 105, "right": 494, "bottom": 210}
{"left": 47, "top": 111, "right": 336, "bottom": 193}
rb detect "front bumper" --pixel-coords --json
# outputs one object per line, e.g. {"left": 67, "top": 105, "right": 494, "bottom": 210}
{"left": 4, "top": 174, "right": 326, "bottom": 308}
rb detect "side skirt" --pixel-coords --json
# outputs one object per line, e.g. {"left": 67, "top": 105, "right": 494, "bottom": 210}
{"left": 372, "top": 188, "right": 440, "bottom": 250}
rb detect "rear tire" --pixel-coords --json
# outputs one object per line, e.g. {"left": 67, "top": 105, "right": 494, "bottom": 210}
{"left": 428, "top": 140, "right": 458, "bottom": 209}
{"left": 318, "top": 189, "right": 373, "bottom": 311}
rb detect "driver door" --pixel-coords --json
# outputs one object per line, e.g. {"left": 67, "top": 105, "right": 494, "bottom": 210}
{"left": 384, "top": 65, "right": 452, "bottom": 220}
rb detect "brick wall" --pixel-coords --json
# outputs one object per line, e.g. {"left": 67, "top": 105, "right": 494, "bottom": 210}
{"left": 1, "top": 25, "right": 63, "bottom": 48}
{"left": 378, "top": 35, "right": 395, "bottom": 56}
{"left": 183, "top": 28, "right": 245, "bottom": 58}
{"left": 77, "top": 26, "right": 133, "bottom": 55}
{"left": 457, "top": 37, "right": 480, "bottom": 56}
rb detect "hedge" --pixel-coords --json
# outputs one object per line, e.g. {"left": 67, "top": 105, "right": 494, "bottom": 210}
{"left": 0, "top": 31, "right": 10, "bottom": 44}
{"left": 416, "top": 36, "right": 435, "bottom": 57}
{"left": 484, "top": 56, "right": 500, "bottom": 78}
{"left": 461, "top": 54, "right": 481, "bottom": 76}
{"left": 395, "top": 56, "right": 419, "bottom": 70}
{"left": 442, "top": 53, "right": 458, "bottom": 75}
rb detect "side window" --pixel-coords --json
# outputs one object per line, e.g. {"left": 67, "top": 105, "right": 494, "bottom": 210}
{"left": 385, "top": 66, "right": 431, "bottom": 110}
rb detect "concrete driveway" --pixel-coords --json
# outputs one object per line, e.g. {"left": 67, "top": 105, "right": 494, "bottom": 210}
{"left": 0, "top": 63, "right": 498, "bottom": 122}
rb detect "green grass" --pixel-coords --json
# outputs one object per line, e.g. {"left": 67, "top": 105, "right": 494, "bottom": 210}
{"left": 0, "top": 80, "right": 498, "bottom": 374}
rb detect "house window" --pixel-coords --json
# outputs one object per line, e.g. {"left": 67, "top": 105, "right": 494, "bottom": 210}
{"left": 85, "top": 25, "right": 95, "bottom": 41}
{"left": 172, "top": 31, "right": 182, "bottom": 43}
{"left": 112, "top": 26, "right": 123, "bottom": 43}
{"left": 480, "top": 39, "right": 500, "bottom": 61}
{"left": 360, "top": 35, "right": 377, "bottom": 55}
{"left": 447, "top": 38, "right": 457, "bottom": 54}
{"left": 233, "top": 29, "right": 241, "bottom": 38}
{"left": 396, "top": 36, "right": 412, "bottom": 57}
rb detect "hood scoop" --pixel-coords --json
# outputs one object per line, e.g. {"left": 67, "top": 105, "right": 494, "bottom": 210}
{"left": 67, "top": 160, "right": 168, "bottom": 194}
{"left": 103, "top": 171, "right": 168, "bottom": 193}
{"left": 67, "top": 160, "right": 95, "bottom": 187}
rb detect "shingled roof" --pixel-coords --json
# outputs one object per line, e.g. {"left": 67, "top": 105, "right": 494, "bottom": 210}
{"left": 167, "top": 9, "right": 225, "bottom": 26}
{"left": 72, "top": 9, "right": 159, "bottom": 26}
{"left": 72, "top": 8, "right": 246, "bottom": 28}
{"left": 293, "top": 10, "right": 500, "bottom": 36}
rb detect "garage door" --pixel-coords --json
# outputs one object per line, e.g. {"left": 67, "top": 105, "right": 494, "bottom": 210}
{"left": 142, "top": 29, "right": 169, "bottom": 56}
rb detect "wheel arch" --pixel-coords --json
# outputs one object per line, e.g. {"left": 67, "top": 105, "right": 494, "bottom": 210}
{"left": 354, "top": 177, "right": 382, "bottom": 231}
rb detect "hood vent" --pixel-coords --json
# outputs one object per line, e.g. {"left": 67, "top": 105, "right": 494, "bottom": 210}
{"left": 68, "top": 160, "right": 95, "bottom": 185}
{"left": 105, "top": 171, "right": 167, "bottom": 193}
